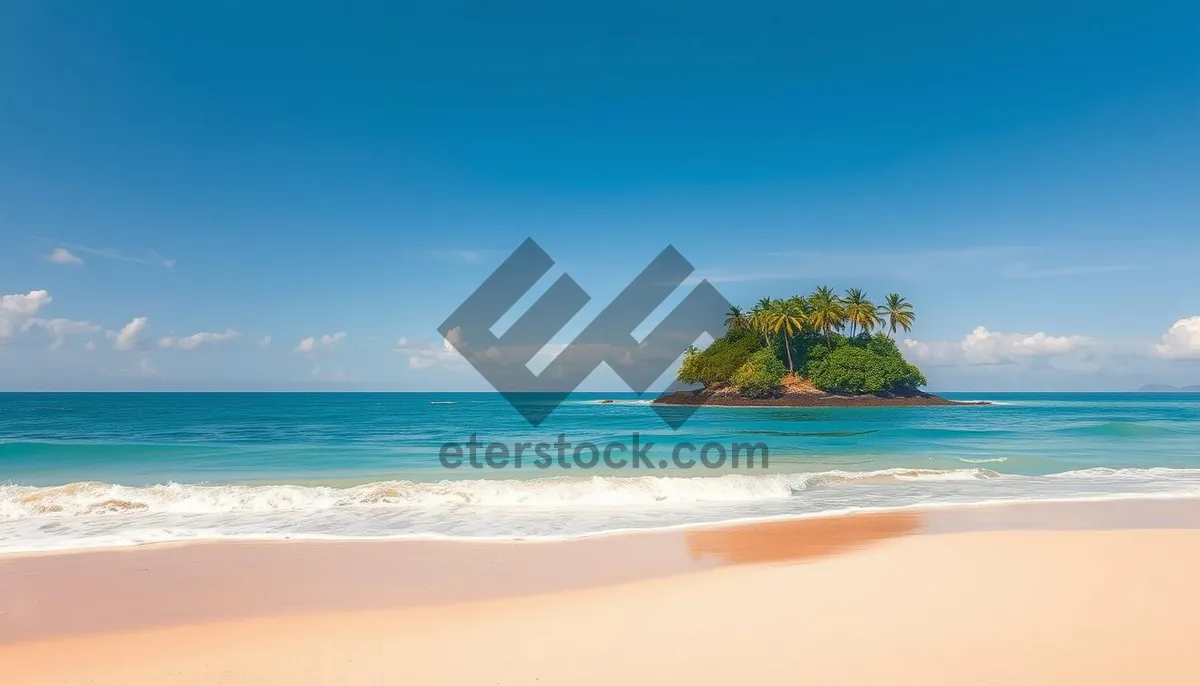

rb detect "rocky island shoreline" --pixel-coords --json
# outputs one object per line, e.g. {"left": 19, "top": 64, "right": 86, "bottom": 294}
{"left": 653, "top": 380, "right": 990, "bottom": 408}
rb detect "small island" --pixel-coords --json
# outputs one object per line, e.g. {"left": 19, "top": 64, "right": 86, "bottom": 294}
{"left": 655, "top": 288, "right": 984, "bottom": 407}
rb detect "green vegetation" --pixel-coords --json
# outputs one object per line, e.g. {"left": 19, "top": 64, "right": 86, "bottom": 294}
{"left": 677, "top": 327, "right": 761, "bottom": 387}
{"left": 808, "top": 345, "right": 927, "bottom": 394}
{"left": 679, "top": 288, "right": 926, "bottom": 396}
{"left": 731, "top": 349, "right": 788, "bottom": 398}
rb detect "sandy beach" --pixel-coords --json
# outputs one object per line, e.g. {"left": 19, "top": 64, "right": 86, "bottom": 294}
{"left": 2, "top": 500, "right": 1199, "bottom": 685}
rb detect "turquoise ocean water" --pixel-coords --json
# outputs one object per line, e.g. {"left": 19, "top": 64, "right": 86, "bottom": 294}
{"left": 3, "top": 392, "right": 1200, "bottom": 552}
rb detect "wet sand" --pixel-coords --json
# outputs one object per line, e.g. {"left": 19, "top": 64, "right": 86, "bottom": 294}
{"left": 0, "top": 510, "right": 921, "bottom": 643}
{"left": 3, "top": 500, "right": 1200, "bottom": 684}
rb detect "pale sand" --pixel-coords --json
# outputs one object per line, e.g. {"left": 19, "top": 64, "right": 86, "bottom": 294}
{"left": 0, "top": 511, "right": 919, "bottom": 642}
{"left": 3, "top": 513, "right": 1200, "bottom": 684}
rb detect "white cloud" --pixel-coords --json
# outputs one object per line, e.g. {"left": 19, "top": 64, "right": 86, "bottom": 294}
{"left": 903, "top": 326, "right": 1091, "bottom": 366}
{"left": 84, "top": 341, "right": 96, "bottom": 352}
{"left": 177, "top": 329, "right": 240, "bottom": 350}
{"left": 961, "top": 326, "right": 1090, "bottom": 364}
{"left": 394, "top": 328, "right": 570, "bottom": 373}
{"left": 121, "top": 357, "right": 157, "bottom": 377}
{"left": 395, "top": 331, "right": 466, "bottom": 370}
{"left": 900, "top": 338, "right": 950, "bottom": 365}
{"left": 0, "top": 290, "right": 52, "bottom": 318}
{"left": 109, "top": 316, "right": 149, "bottom": 351}
{"left": 1, "top": 290, "right": 54, "bottom": 342}
{"left": 310, "top": 364, "right": 347, "bottom": 381}
{"left": 159, "top": 329, "right": 241, "bottom": 350}
{"left": 1153, "top": 316, "right": 1200, "bottom": 360}
{"left": 408, "top": 355, "right": 438, "bottom": 370}
{"left": 259, "top": 335, "right": 272, "bottom": 347}
{"left": 46, "top": 248, "right": 84, "bottom": 266}
{"left": 21, "top": 318, "right": 102, "bottom": 350}
{"left": 43, "top": 241, "right": 175, "bottom": 268}
{"left": 294, "top": 332, "right": 346, "bottom": 355}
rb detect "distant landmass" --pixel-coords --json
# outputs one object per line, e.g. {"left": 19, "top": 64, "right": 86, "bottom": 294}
{"left": 656, "top": 289, "right": 997, "bottom": 408}
{"left": 1139, "top": 384, "right": 1200, "bottom": 392}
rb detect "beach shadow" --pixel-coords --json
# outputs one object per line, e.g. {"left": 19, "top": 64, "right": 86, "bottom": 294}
{"left": 685, "top": 512, "right": 922, "bottom": 566}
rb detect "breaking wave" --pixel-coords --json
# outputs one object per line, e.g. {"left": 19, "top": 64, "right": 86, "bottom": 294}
{"left": 5, "top": 467, "right": 1199, "bottom": 520}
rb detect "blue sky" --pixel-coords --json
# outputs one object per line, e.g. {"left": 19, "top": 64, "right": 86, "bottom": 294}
{"left": 2, "top": 1, "right": 1199, "bottom": 391}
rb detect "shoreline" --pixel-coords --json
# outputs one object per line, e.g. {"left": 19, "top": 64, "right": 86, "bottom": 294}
{"left": 3, "top": 493, "right": 1199, "bottom": 559}
{"left": 4, "top": 497, "right": 1200, "bottom": 647}
{"left": 653, "top": 387, "right": 989, "bottom": 407}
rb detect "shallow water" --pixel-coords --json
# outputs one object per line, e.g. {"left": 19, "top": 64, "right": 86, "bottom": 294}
{"left": 2, "top": 392, "right": 1199, "bottom": 552}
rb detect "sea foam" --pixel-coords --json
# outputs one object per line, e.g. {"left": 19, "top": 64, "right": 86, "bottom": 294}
{"left": 3, "top": 466, "right": 1197, "bottom": 520}
{"left": 5, "top": 468, "right": 1200, "bottom": 553}
{"left": 0, "top": 469, "right": 990, "bottom": 518}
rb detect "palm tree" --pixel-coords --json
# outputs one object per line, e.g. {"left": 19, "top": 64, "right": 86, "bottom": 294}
{"left": 724, "top": 305, "right": 748, "bottom": 332}
{"left": 878, "top": 293, "right": 915, "bottom": 338}
{"left": 749, "top": 298, "right": 774, "bottom": 346}
{"left": 765, "top": 299, "right": 805, "bottom": 373}
{"left": 843, "top": 288, "right": 880, "bottom": 337}
{"left": 807, "top": 286, "right": 845, "bottom": 349}
{"left": 785, "top": 295, "right": 810, "bottom": 327}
